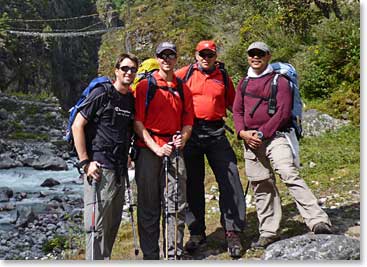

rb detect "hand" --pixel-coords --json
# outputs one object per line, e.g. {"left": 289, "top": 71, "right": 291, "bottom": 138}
{"left": 240, "top": 130, "right": 262, "bottom": 149}
{"left": 154, "top": 142, "right": 174, "bottom": 157}
{"left": 85, "top": 161, "right": 102, "bottom": 182}
{"left": 127, "top": 155, "right": 133, "bottom": 169}
{"left": 172, "top": 132, "right": 183, "bottom": 149}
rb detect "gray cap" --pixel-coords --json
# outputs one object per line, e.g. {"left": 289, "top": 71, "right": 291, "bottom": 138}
{"left": 247, "top": 41, "right": 270, "bottom": 53}
{"left": 156, "top": 41, "right": 177, "bottom": 55}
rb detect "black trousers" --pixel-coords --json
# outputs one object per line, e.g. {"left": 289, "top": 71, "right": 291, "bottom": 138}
{"left": 184, "top": 130, "right": 246, "bottom": 236}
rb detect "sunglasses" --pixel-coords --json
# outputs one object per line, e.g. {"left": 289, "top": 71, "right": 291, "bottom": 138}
{"left": 248, "top": 50, "right": 267, "bottom": 58}
{"left": 158, "top": 53, "right": 177, "bottom": 60}
{"left": 118, "top": 65, "right": 138, "bottom": 73}
{"left": 199, "top": 52, "right": 216, "bottom": 59}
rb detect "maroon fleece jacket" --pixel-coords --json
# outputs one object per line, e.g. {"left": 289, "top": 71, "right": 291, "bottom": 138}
{"left": 233, "top": 72, "right": 292, "bottom": 139}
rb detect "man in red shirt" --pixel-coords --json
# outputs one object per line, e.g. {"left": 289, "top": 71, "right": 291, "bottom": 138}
{"left": 176, "top": 40, "right": 246, "bottom": 258}
{"left": 233, "top": 41, "right": 332, "bottom": 249}
{"left": 134, "top": 41, "right": 194, "bottom": 260}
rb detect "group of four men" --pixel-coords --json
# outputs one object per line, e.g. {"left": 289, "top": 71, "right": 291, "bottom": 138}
{"left": 72, "top": 40, "right": 332, "bottom": 260}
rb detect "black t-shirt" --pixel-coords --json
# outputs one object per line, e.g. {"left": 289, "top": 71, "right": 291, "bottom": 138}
{"left": 78, "top": 84, "right": 134, "bottom": 169}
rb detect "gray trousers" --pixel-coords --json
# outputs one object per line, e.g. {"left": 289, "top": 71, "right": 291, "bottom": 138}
{"left": 84, "top": 168, "right": 125, "bottom": 260}
{"left": 244, "top": 133, "right": 331, "bottom": 238}
{"left": 135, "top": 147, "right": 187, "bottom": 260}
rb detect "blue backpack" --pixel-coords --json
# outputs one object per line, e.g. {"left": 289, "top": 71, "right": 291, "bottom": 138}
{"left": 64, "top": 76, "right": 113, "bottom": 145}
{"left": 240, "top": 62, "right": 303, "bottom": 139}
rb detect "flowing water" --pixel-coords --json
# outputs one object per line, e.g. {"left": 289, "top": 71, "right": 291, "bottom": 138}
{"left": 0, "top": 164, "right": 135, "bottom": 229}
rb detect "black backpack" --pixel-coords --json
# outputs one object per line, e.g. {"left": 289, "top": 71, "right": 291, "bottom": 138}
{"left": 143, "top": 72, "right": 185, "bottom": 116}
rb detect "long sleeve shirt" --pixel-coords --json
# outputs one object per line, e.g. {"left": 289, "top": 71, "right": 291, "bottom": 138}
{"left": 233, "top": 72, "right": 292, "bottom": 139}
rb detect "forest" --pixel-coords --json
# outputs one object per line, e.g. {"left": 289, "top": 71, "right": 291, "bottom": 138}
{"left": 0, "top": 0, "right": 360, "bottom": 125}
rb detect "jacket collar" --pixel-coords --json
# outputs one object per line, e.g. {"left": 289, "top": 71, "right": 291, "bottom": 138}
{"left": 247, "top": 64, "right": 273, "bottom": 78}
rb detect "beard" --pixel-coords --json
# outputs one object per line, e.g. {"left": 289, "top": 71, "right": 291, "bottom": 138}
{"left": 121, "top": 79, "right": 133, "bottom": 86}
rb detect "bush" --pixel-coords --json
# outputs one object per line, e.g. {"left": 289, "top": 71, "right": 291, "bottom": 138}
{"left": 299, "top": 15, "right": 359, "bottom": 99}
{"left": 42, "top": 235, "right": 69, "bottom": 253}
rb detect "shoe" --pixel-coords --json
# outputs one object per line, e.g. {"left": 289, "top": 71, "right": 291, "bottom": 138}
{"left": 313, "top": 222, "right": 332, "bottom": 234}
{"left": 251, "top": 236, "right": 280, "bottom": 249}
{"left": 184, "top": 234, "right": 206, "bottom": 253}
{"left": 225, "top": 231, "right": 242, "bottom": 258}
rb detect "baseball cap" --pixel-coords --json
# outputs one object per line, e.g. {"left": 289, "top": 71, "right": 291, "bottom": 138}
{"left": 196, "top": 40, "right": 217, "bottom": 52}
{"left": 156, "top": 41, "right": 177, "bottom": 55}
{"left": 247, "top": 41, "right": 270, "bottom": 53}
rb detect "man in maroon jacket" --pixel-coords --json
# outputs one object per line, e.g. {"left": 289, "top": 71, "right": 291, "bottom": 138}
{"left": 233, "top": 41, "right": 332, "bottom": 249}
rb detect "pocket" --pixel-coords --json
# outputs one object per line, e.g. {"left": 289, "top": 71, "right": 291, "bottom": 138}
{"left": 244, "top": 147, "right": 257, "bottom": 160}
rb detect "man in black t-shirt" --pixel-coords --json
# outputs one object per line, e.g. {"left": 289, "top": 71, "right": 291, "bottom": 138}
{"left": 72, "top": 53, "right": 138, "bottom": 260}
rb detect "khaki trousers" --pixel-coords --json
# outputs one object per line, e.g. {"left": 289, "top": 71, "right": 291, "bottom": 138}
{"left": 244, "top": 132, "right": 331, "bottom": 238}
{"left": 84, "top": 168, "right": 125, "bottom": 260}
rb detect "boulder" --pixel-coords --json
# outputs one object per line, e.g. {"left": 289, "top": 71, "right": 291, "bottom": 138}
{"left": 15, "top": 206, "right": 37, "bottom": 227}
{"left": 302, "top": 109, "right": 350, "bottom": 137}
{"left": 0, "top": 187, "right": 14, "bottom": 202}
{"left": 40, "top": 178, "right": 60, "bottom": 187}
{"left": 0, "top": 203, "right": 16, "bottom": 211}
{"left": 24, "top": 155, "right": 68, "bottom": 170}
{"left": 263, "top": 233, "right": 360, "bottom": 260}
{"left": 0, "top": 154, "right": 22, "bottom": 169}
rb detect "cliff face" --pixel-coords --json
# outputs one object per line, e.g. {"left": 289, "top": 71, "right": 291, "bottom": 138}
{"left": 0, "top": 0, "right": 101, "bottom": 110}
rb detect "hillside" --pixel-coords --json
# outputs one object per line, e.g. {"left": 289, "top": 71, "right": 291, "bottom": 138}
{"left": 97, "top": 0, "right": 359, "bottom": 124}
{"left": 0, "top": 0, "right": 360, "bottom": 124}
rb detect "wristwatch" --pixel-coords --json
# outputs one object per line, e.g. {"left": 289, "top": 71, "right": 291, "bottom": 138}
{"left": 78, "top": 159, "right": 90, "bottom": 171}
{"left": 257, "top": 131, "right": 264, "bottom": 140}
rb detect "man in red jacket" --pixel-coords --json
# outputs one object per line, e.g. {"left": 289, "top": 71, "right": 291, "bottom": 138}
{"left": 134, "top": 41, "right": 194, "bottom": 260}
{"left": 233, "top": 41, "right": 332, "bottom": 249}
{"left": 176, "top": 40, "right": 246, "bottom": 258}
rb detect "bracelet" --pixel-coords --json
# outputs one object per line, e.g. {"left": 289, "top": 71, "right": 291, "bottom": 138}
{"left": 78, "top": 159, "right": 90, "bottom": 169}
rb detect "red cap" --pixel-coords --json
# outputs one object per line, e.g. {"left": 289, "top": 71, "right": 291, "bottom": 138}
{"left": 196, "top": 40, "right": 217, "bottom": 52}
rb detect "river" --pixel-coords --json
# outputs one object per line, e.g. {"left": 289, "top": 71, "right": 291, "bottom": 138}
{"left": 0, "top": 163, "right": 135, "bottom": 228}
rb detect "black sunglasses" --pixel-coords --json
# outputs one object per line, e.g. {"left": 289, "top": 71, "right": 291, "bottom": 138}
{"left": 119, "top": 65, "right": 138, "bottom": 73}
{"left": 199, "top": 52, "right": 216, "bottom": 59}
{"left": 248, "top": 50, "right": 267, "bottom": 58}
{"left": 158, "top": 53, "right": 177, "bottom": 60}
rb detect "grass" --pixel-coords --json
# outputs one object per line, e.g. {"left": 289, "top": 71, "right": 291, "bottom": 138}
{"left": 69, "top": 124, "right": 360, "bottom": 260}
{"left": 8, "top": 131, "right": 49, "bottom": 141}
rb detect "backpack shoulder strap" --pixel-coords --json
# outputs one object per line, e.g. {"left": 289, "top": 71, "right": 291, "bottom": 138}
{"left": 240, "top": 77, "right": 250, "bottom": 98}
{"left": 217, "top": 62, "right": 229, "bottom": 92}
{"left": 183, "top": 63, "right": 195, "bottom": 82}
{"left": 145, "top": 74, "right": 158, "bottom": 116}
{"left": 176, "top": 77, "right": 185, "bottom": 104}
{"left": 268, "top": 73, "right": 280, "bottom": 116}
{"left": 94, "top": 81, "right": 114, "bottom": 121}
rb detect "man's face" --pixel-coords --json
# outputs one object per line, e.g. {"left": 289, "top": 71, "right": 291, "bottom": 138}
{"left": 247, "top": 49, "right": 271, "bottom": 74}
{"left": 195, "top": 49, "right": 217, "bottom": 70}
{"left": 115, "top": 58, "right": 137, "bottom": 85}
{"left": 156, "top": 50, "right": 177, "bottom": 72}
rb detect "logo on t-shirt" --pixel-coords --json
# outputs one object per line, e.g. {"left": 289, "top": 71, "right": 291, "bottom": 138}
{"left": 114, "top": 107, "right": 132, "bottom": 118}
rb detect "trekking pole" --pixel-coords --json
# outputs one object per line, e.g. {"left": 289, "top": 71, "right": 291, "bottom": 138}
{"left": 125, "top": 173, "right": 139, "bottom": 256}
{"left": 163, "top": 155, "right": 169, "bottom": 260}
{"left": 244, "top": 180, "right": 250, "bottom": 199}
{"left": 91, "top": 179, "right": 97, "bottom": 260}
{"left": 173, "top": 132, "right": 180, "bottom": 260}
